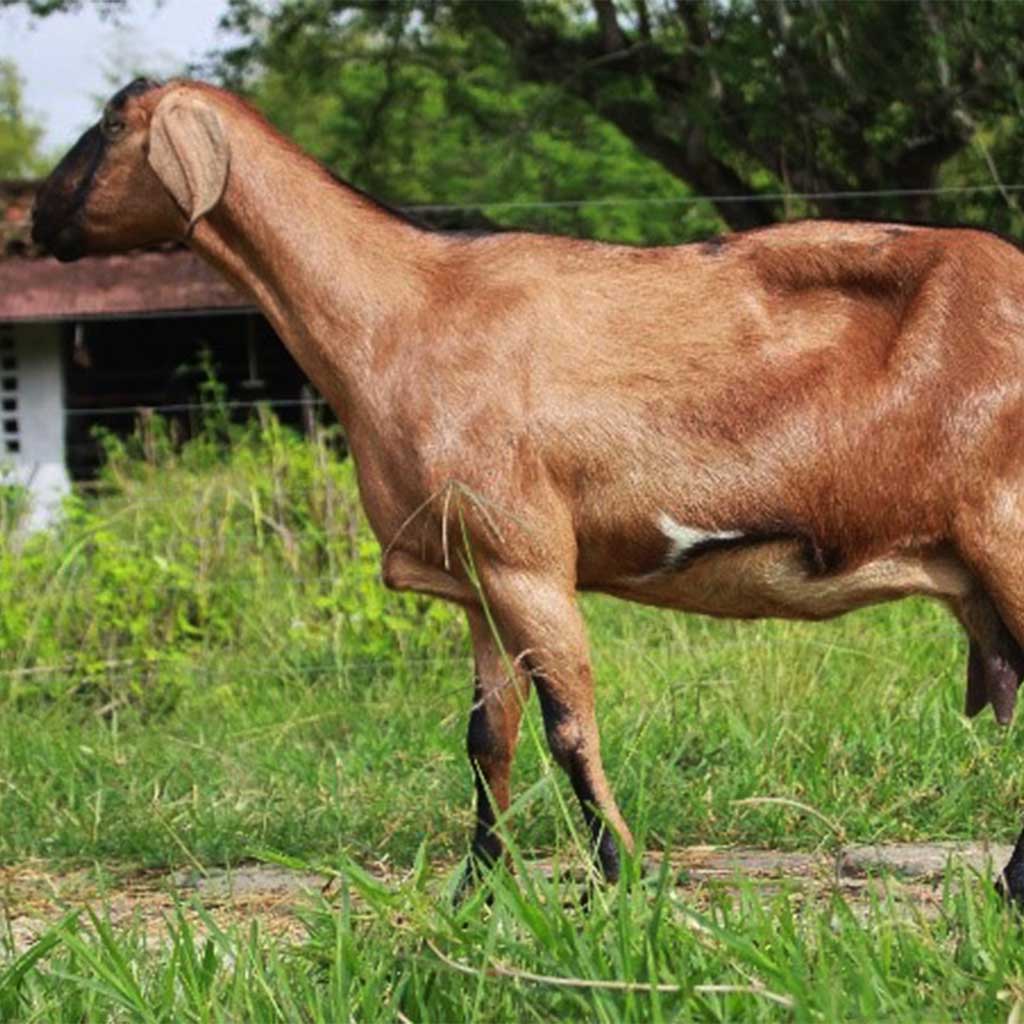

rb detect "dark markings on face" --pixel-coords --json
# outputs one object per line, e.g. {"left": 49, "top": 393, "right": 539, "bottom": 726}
{"left": 67, "top": 128, "right": 107, "bottom": 214}
{"left": 30, "top": 124, "right": 106, "bottom": 259}
{"left": 32, "top": 78, "right": 162, "bottom": 260}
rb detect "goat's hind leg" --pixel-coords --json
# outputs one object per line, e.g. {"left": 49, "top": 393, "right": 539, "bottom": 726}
{"left": 481, "top": 568, "right": 635, "bottom": 882}
{"left": 462, "top": 606, "right": 531, "bottom": 886}
{"left": 954, "top": 525, "right": 1024, "bottom": 906}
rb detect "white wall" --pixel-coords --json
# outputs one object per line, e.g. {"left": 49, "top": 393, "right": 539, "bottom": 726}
{"left": 1, "top": 322, "right": 71, "bottom": 531}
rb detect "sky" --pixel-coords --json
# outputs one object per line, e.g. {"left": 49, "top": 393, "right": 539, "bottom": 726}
{"left": 0, "top": 0, "right": 237, "bottom": 153}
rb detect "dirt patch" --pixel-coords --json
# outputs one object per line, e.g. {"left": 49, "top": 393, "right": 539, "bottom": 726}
{"left": 1, "top": 842, "right": 1011, "bottom": 954}
{"left": 1, "top": 861, "right": 339, "bottom": 953}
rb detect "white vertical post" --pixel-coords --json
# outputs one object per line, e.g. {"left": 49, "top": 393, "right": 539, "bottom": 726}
{"left": 1, "top": 322, "right": 71, "bottom": 531}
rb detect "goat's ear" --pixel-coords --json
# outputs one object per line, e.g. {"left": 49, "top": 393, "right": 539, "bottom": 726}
{"left": 147, "top": 96, "right": 229, "bottom": 234}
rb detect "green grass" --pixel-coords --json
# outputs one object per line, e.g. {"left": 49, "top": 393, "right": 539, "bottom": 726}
{"left": 2, "top": 596, "right": 1019, "bottom": 869}
{"left": 4, "top": 851, "right": 1024, "bottom": 1021}
{"left": 2, "top": 414, "right": 1024, "bottom": 1019}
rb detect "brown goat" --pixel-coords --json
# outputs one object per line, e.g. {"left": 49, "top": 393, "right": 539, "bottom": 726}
{"left": 32, "top": 78, "right": 1024, "bottom": 900}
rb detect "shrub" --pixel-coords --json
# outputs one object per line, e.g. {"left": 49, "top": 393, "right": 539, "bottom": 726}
{"left": 0, "top": 409, "right": 462, "bottom": 710}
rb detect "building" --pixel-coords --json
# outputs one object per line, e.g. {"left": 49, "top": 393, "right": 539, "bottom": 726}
{"left": 0, "top": 180, "right": 322, "bottom": 529}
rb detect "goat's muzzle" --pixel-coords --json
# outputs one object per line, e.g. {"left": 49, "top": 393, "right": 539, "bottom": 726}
{"left": 31, "top": 216, "right": 86, "bottom": 263}
{"left": 31, "top": 124, "right": 105, "bottom": 263}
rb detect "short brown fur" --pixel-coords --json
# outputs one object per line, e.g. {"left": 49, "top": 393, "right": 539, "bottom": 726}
{"left": 32, "top": 80, "right": 1024, "bottom": 884}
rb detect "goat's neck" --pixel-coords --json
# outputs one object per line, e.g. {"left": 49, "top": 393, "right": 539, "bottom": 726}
{"left": 189, "top": 126, "right": 439, "bottom": 427}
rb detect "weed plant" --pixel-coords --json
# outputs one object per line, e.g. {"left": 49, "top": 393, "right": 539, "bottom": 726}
{"left": 0, "top": 407, "right": 463, "bottom": 709}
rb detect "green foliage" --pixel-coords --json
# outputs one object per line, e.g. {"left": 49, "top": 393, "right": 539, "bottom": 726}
{"left": 16, "top": 1, "right": 1024, "bottom": 235}
{"left": 0, "top": 59, "right": 48, "bottom": 177}
{"left": 0, "top": 475, "right": 29, "bottom": 532}
{"left": 0, "top": 0, "right": 126, "bottom": 15}
{"left": 13, "top": 1, "right": 1024, "bottom": 234}
{"left": 240, "top": 10, "right": 718, "bottom": 244}
{"left": 0, "top": 388, "right": 1022, "bottom": 1022}
{"left": 218, "top": 0, "right": 1024, "bottom": 236}
{"left": 0, "top": 407, "right": 462, "bottom": 716}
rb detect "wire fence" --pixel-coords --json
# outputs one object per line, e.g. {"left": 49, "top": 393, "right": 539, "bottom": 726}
{"left": 410, "top": 182, "right": 1024, "bottom": 214}
{"left": 49, "top": 171, "right": 1024, "bottom": 426}
{"left": 20, "top": 179, "right": 1021, "bottom": 428}
{"left": 0, "top": 621, "right": 970, "bottom": 687}
{"left": 4, "top": 179, "right": 999, "bottom": 703}
{"left": 64, "top": 397, "right": 330, "bottom": 418}
{"left": 9, "top": 181, "right": 1024, "bottom": 232}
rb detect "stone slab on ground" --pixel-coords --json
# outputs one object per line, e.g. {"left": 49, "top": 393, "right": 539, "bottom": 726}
{"left": 664, "top": 846, "right": 822, "bottom": 880}
{"left": 170, "top": 865, "right": 332, "bottom": 899}
{"left": 1, "top": 862, "right": 333, "bottom": 954}
{"left": 839, "top": 841, "right": 1012, "bottom": 881}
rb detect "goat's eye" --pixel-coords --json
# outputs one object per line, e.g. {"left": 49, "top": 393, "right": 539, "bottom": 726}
{"left": 103, "top": 115, "right": 126, "bottom": 139}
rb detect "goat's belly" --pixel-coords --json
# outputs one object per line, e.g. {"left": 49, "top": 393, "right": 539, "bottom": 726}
{"left": 597, "top": 538, "right": 972, "bottom": 620}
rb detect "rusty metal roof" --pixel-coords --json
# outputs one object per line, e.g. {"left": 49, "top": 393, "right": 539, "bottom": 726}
{"left": 1, "top": 180, "right": 253, "bottom": 322}
{"left": 1, "top": 249, "right": 255, "bottom": 322}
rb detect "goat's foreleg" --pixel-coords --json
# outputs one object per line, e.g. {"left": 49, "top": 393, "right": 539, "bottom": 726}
{"left": 481, "top": 568, "right": 634, "bottom": 881}
{"left": 465, "top": 606, "right": 531, "bottom": 872}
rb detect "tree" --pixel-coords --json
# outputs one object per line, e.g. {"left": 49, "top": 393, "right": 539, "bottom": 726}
{"left": 0, "top": 0, "right": 127, "bottom": 15}
{"left": 10, "top": 0, "right": 1024, "bottom": 238}
{"left": 218, "top": 0, "right": 1024, "bottom": 237}
{"left": 235, "top": 12, "right": 719, "bottom": 243}
{"left": 0, "top": 59, "right": 48, "bottom": 177}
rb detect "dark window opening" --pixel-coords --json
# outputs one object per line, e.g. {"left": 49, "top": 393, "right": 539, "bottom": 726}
{"left": 1, "top": 398, "right": 15, "bottom": 413}
{"left": 63, "top": 313, "right": 340, "bottom": 482}
{"left": 5, "top": 439, "right": 19, "bottom": 453}
{"left": 1, "top": 377, "right": 15, "bottom": 391}
{"left": 1, "top": 357, "right": 15, "bottom": 372}
{"left": 3, "top": 418, "right": 16, "bottom": 434}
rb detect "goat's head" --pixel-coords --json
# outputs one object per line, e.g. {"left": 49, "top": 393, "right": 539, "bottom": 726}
{"left": 32, "top": 78, "right": 230, "bottom": 262}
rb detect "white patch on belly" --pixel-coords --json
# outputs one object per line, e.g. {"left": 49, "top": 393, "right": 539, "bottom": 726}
{"left": 658, "top": 512, "right": 743, "bottom": 568}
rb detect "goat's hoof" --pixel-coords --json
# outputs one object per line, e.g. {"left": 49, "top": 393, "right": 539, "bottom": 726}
{"left": 452, "top": 859, "right": 481, "bottom": 907}
{"left": 595, "top": 835, "right": 621, "bottom": 885}
{"left": 452, "top": 853, "right": 501, "bottom": 908}
{"left": 994, "top": 870, "right": 1024, "bottom": 911}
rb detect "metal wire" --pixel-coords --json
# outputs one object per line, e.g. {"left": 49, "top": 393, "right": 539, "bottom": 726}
{"left": 9, "top": 182, "right": 1024, "bottom": 229}
{"left": 64, "top": 397, "right": 329, "bottom": 417}
{"left": 410, "top": 182, "right": 1024, "bottom": 214}
{"left": 0, "top": 623, "right": 968, "bottom": 686}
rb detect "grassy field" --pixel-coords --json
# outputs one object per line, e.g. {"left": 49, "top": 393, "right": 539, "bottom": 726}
{"left": 3, "top": 414, "right": 1024, "bottom": 1020}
